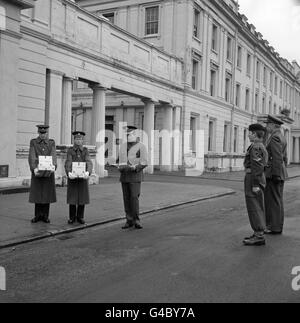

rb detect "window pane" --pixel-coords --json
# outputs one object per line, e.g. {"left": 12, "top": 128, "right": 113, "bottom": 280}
{"left": 192, "top": 60, "right": 199, "bottom": 90}
{"left": 194, "top": 9, "right": 200, "bottom": 38}
{"left": 145, "top": 7, "right": 159, "bottom": 35}
{"left": 208, "top": 121, "right": 214, "bottom": 151}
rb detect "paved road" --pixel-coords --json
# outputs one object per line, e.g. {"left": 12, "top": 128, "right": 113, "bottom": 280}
{"left": 0, "top": 178, "right": 299, "bottom": 303}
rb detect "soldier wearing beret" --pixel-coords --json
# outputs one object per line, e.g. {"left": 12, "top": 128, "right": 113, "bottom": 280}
{"left": 118, "top": 126, "right": 148, "bottom": 230}
{"left": 264, "top": 115, "right": 288, "bottom": 235}
{"left": 28, "top": 125, "right": 57, "bottom": 223}
{"left": 243, "top": 124, "right": 269, "bottom": 246}
{"left": 65, "top": 131, "right": 93, "bottom": 225}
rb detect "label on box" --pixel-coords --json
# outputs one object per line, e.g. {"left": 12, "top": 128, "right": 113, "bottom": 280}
{"left": 72, "top": 162, "right": 86, "bottom": 178}
{"left": 38, "top": 156, "right": 55, "bottom": 171}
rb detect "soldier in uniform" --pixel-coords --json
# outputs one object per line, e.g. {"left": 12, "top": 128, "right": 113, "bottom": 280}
{"left": 65, "top": 131, "right": 93, "bottom": 225}
{"left": 118, "top": 126, "right": 148, "bottom": 230}
{"left": 243, "top": 124, "right": 268, "bottom": 246}
{"left": 264, "top": 115, "right": 288, "bottom": 235}
{"left": 28, "top": 125, "right": 57, "bottom": 223}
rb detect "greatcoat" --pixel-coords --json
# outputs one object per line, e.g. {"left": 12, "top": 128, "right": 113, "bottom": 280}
{"left": 264, "top": 128, "right": 288, "bottom": 232}
{"left": 28, "top": 137, "right": 57, "bottom": 204}
{"left": 65, "top": 146, "right": 93, "bottom": 205}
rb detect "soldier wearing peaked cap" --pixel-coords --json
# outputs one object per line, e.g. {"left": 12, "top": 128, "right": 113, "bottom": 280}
{"left": 28, "top": 125, "right": 57, "bottom": 224}
{"left": 243, "top": 124, "right": 269, "bottom": 246}
{"left": 118, "top": 126, "right": 148, "bottom": 230}
{"left": 264, "top": 115, "right": 288, "bottom": 235}
{"left": 65, "top": 131, "right": 93, "bottom": 225}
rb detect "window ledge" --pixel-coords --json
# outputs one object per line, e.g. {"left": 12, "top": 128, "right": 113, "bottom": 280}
{"left": 144, "top": 34, "right": 159, "bottom": 39}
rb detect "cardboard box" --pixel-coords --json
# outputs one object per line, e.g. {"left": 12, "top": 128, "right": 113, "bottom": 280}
{"left": 72, "top": 162, "right": 86, "bottom": 178}
{"left": 38, "top": 156, "right": 55, "bottom": 172}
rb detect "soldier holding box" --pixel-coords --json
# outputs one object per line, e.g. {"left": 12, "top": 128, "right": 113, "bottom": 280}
{"left": 65, "top": 131, "right": 93, "bottom": 225}
{"left": 28, "top": 125, "right": 57, "bottom": 223}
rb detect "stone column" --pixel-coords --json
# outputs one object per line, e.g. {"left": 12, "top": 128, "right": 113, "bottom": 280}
{"left": 160, "top": 104, "right": 173, "bottom": 172}
{"left": 173, "top": 106, "right": 182, "bottom": 171}
{"left": 143, "top": 99, "right": 155, "bottom": 174}
{"left": 45, "top": 70, "right": 63, "bottom": 144}
{"left": 126, "top": 107, "right": 135, "bottom": 126}
{"left": 295, "top": 137, "right": 300, "bottom": 163}
{"left": 90, "top": 84, "right": 107, "bottom": 178}
{"left": 61, "top": 77, "right": 73, "bottom": 145}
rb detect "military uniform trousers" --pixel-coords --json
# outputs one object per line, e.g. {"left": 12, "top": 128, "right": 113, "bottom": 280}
{"left": 29, "top": 173, "right": 56, "bottom": 221}
{"left": 121, "top": 183, "right": 141, "bottom": 224}
{"left": 244, "top": 173, "right": 266, "bottom": 235}
{"left": 265, "top": 179, "right": 285, "bottom": 233}
{"left": 67, "top": 178, "right": 90, "bottom": 221}
{"left": 69, "top": 205, "right": 85, "bottom": 221}
{"left": 34, "top": 204, "right": 50, "bottom": 221}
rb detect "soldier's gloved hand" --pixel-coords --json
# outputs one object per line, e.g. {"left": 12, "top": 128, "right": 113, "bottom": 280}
{"left": 272, "top": 175, "right": 282, "bottom": 183}
{"left": 83, "top": 172, "right": 90, "bottom": 180}
{"left": 68, "top": 172, "right": 76, "bottom": 180}
{"left": 34, "top": 168, "right": 39, "bottom": 176}
{"left": 252, "top": 186, "right": 261, "bottom": 194}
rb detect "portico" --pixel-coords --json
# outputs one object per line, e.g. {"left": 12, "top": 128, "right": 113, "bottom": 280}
{"left": 0, "top": 0, "right": 185, "bottom": 187}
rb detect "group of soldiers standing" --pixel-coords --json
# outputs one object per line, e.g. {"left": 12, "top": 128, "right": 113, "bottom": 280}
{"left": 28, "top": 125, "right": 147, "bottom": 229}
{"left": 28, "top": 114, "right": 289, "bottom": 241}
{"left": 243, "top": 115, "right": 288, "bottom": 246}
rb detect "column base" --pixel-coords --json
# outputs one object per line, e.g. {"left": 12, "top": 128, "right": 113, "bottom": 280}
{"left": 160, "top": 165, "right": 172, "bottom": 172}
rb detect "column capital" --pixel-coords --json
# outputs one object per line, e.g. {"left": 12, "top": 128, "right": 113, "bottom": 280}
{"left": 159, "top": 100, "right": 174, "bottom": 108}
{"left": 64, "top": 76, "right": 74, "bottom": 82}
{"left": 141, "top": 98, "right": 155, "bottom": 105}
{"left": 89, "top": 83, "right": 107, "bottom": 91}
{"left": 47, "top": 69, "right": 65, "bottom": 77}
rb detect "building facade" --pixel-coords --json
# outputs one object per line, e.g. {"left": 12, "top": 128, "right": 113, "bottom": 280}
{"left": 76, "top": 0, "right": 300, "bottom": 170}
{"left": 0, "top": 0, "right": 300, "bottom": 188}
{"left": 0, "top": 0, "right": 184, "bottom": 187}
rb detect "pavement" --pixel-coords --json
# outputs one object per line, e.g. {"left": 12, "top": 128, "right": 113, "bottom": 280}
{"left": 0, "top": 165, "right": 299, "bottom": 250}
{"left": 1, "top": 177, "right": 299, "bottom": 303}
{"left": 154, "top": 164, "right": 300, "bottom": 182}
{"left": 0, "top": 177, "right": 235, "bottom": 249}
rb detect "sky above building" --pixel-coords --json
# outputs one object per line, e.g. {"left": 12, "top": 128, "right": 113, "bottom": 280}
{"left": 238, "top": 0, "right": 300, "bottom": 64}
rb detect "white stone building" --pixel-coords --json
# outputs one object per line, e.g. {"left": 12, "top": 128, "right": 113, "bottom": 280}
{"left": 75, "top": 0, "right": 300, "bottom": 170}
{"left": 0, "top": 0, "right": 300, "bottom": 188}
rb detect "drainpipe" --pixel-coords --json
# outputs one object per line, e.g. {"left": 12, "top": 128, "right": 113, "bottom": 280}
{"left": 230, "top": 29, "right": 238, "bottom": 171}
{"left": 181, "top": 0, "right": 190, "bottom": 169}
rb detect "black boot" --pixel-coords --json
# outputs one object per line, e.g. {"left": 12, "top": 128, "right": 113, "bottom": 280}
{"left": 69, "top": 205, "right": 76, "bottom": 224}
{"left": 77, "top": 205, "right": 85, "bottom": 225}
